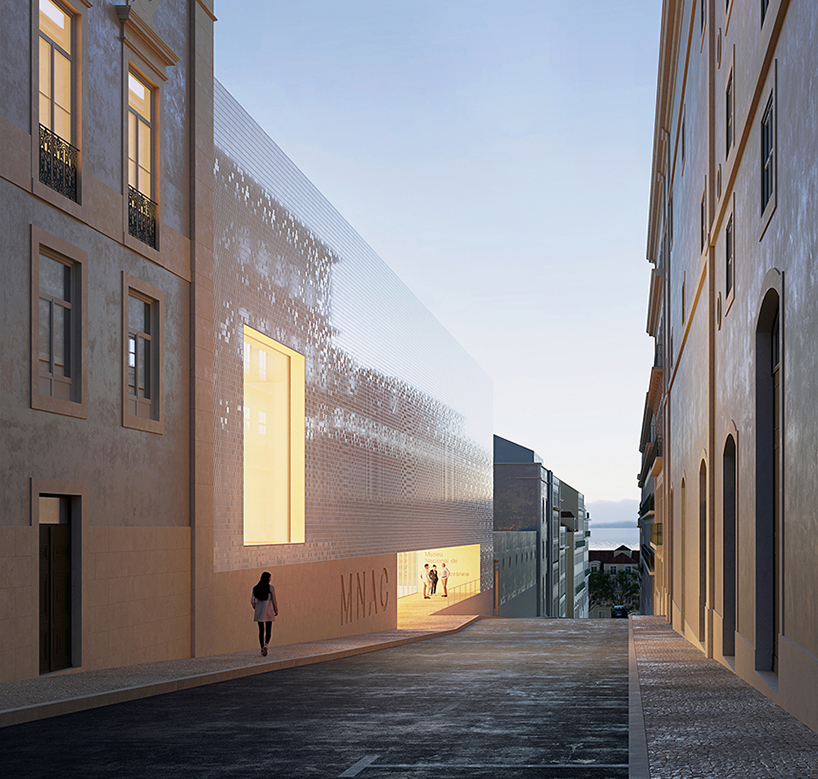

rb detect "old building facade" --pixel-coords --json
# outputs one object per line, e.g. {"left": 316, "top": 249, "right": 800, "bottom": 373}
{"left": 0, "top": 0, "right": 493, "bottom": 683}
{"left": 641, "top": 0, "right": 818, "bottom": 731}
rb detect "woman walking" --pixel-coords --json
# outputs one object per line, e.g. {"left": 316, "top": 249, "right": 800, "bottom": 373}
{"left": 251, "top": 571, "right": 278, "bottom": 656}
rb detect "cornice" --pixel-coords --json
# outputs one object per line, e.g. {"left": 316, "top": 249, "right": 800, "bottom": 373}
{"left": 117, "top": 2, "right": 179, "bottom": 78}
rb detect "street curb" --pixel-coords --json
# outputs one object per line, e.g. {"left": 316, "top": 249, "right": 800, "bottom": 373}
{"left": 629, "top": 616, "right": 651, "bottom": 779}
{"left": 0, "top": 616, "right": 482, "bottom": 729}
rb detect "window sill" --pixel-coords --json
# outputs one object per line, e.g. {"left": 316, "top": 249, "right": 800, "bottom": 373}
{"left": 759, "top": 195, "right": 776, "bottom": 241}
{"left": 32, "top": 176, "right": 86, "bottom": 223}
{"left": 724, "top": 287, "right": 736, "bottom": 318}
{"left": 31, "top": 393, "right": 88, "bottom": 419}
{"left": 122, "top": 413, "right": 164, "bottom": 435}
{"left": 124, "top": 227, "right": 163, "bottom": 263}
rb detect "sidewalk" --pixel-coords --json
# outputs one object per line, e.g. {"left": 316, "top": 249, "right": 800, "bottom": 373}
{"left": 0, "top": 611, "right": 478, "bottom": 729}
{"left": 632, "top": 615, "right": 818, "bottom": 779}
{"left": 3, "top": 614, "right": 818, "bottom": 778}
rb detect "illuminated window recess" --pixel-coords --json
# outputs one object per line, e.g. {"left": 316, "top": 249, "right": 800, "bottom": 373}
{"left": 243, "top": 325, "right": 305, "bottom": 545}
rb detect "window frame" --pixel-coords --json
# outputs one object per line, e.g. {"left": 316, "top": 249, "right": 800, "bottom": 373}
{"left": 122, "top": 272, "right": 164, "bottom": 434}
{"left": 242, "top": 324, "right": 305, "bottom": 546}
{"left": 116, "top": 3, "right": 179, "bottom": 261}
{"left": 726, "top": 69, "right": 734, "bottom": 158}
{"left": 30, "top": 225, "right": 87, "bottom": 419}
{"left": 760, "top": 83, "right": 777, "bottom": 236}
{"left": 30, "top": 0, "right": 91, "bottom": 216}
{"left": 123, "top": 63, "right": 162, "bottom": 253}
{"left": 725, "top": 194, "right": 736, "bottom": 314}
{"left": 681, "top": 108, "right": 686, "bottom": 174}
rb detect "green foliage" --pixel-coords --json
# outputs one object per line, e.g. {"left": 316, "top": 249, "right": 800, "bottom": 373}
{"left": 589, "top": 568, "right": 640, "bottom": 611}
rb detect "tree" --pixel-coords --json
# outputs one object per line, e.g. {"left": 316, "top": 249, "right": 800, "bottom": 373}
{"left": 589, "top": 568, "right": 640, "bottom": 612}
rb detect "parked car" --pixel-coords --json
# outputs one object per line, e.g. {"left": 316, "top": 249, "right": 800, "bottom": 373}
{"left": 611, "top": 605, "right": 629, "bottom": 619}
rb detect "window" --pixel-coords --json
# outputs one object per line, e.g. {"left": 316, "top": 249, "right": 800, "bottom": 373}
{"left": 681, "top": 112, "right": 686, "bottom": 172}
{"left": 38, "top": 255, "right": 72, "bottom": 400}
{"left": 243, "top": 325, "right": 305, "bottom": 545}
{"left": 116, "top": 2, "right": 178, "bottom": 257}
{"left": 624, "top": 565, "right": 633, "bottom": 573}
{"left": 590, "top": 561, "right": 599, "bottom": 572}
{"left": 38, "top": 0, "right": 77, "bottom": 201}
{"left": 609, "top": 565, "right": 617, "bottom": 574}
{"left": 726, "top": 71, "right": 734, "bottom": 157}
{"left": 726, "top": 212, "right": 734, "bottom": 299}
{"left": 761, "top": 92, "right": 775, "bottom": 214}
{"left": 128, "top": 71, "right": 156, "bottom": 248}
{"left": 122, "top": 273, "right": 163, "bottom": 433}
{"left": 31, "top": 227, "right": 87, "bottom": 418}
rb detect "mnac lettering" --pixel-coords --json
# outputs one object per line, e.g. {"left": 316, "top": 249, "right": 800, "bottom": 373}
{"left": 341, "top": 567, "right": 390, "bottom": 625}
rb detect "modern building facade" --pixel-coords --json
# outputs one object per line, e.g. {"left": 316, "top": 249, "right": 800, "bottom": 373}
{"left": 642, "top": 0, "right": 818, "bottom": 731}
{"left": 207, "top": 83, "right": 494, "bottom": 651}
{"left": 0, "top": 0, "right": 493, "bottom": 683}
{"left": 560, "top": 482, "right": 590, "bottom": 619}
{"left": 493, "top": 435, "right": 588, "bottom": 618}
{"left": 493, "top": 530, "right": 538, "bottom": 618}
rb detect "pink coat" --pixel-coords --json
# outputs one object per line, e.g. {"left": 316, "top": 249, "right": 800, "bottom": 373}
{"left": 251, "top": 585, "right": 278, "bottom": 622}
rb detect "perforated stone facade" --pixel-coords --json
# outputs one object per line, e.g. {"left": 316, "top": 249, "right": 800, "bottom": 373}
{"left": 213, "top": 82, "right": 494, "bottom": 587}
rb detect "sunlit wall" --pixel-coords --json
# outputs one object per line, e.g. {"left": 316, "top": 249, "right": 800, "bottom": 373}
{"left": 213, "top": 81, "right": 493, "bottom": 587}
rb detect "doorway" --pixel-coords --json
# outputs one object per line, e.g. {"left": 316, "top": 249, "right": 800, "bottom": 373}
{"left": 39, "top": 495, "right": 72, "bottom": 673}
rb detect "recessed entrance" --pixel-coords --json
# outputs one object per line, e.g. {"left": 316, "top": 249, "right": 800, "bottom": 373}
{"left": 39, "top": 495, "right": 72, "bottom": 674}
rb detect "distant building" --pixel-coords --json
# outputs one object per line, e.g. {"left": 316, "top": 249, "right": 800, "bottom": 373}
{"left": 560, "top": 483, "right": 590, "bottom": 619}
{"left": 589, "top": 547, "right": 640, "bottom": 619}
{"left": 641, "top": 0, "right": 818, "bottom": 732}
{"left": 493, "top": 435, "right": 589, "bottom": 617}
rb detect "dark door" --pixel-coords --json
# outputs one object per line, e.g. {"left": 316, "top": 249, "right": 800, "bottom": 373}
{"left": 39, "top": 520, "right": 71, "bottom": 673}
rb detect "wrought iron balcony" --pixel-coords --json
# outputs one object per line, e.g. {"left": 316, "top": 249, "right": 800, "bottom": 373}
{"left": 128, "top": 185, "right": 157, "bottom": 248}
{"left": 39, "top": 124, "right": 78, "bottom": 202}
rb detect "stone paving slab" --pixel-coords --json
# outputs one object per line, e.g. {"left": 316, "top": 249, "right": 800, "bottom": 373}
{"left": 632, "top": 616, "right": 818, "bottom": 779}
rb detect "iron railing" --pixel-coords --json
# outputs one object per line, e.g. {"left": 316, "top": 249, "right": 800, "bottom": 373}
{"left": 129, "top": 185, "right": 157, "bottom": 248}
{"left": 39, "top": 124, "right": 78, "bottom": 202}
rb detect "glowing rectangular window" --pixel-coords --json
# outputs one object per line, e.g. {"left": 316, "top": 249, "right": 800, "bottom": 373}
{"left": 39, "top": 0, "right": 72, "bottom": 141}
{"left": 128, "top": 71, "right": 152, "bottom": 197}
{"left": 243, "top": 325, "right": 305, "bottom": 545}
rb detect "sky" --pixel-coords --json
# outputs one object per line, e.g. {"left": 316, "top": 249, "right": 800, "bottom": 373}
{"left": 215, "top": 1, "right": 663, "bottom": 547}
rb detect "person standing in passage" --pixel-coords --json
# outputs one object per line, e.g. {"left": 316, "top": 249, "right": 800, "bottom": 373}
{"left": 429, "top": 565, "right": 439, "bottom": 595}
{"left": 441, "top": 562, "right": 450, "bottom": 597}
{"left": 251, "top": 571, "right": 278, "bottom": 656}
{"left": 422, "top": 564, "right": 431, "bottom": 599}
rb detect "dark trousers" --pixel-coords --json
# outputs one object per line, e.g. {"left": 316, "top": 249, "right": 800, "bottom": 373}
{"left": 258, "top": 621, "right": 272, "bottom": 647}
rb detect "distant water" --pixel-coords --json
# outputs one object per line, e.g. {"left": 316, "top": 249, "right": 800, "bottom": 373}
{"left": 588, "top": 525, "right": 639, "bottom": 550}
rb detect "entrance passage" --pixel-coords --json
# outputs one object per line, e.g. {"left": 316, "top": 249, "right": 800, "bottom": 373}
{"left": 39, "top": 496, "right": 72, "bottom": 674}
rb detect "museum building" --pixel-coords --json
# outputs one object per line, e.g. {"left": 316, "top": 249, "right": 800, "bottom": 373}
{"left": 0, "top": 0, "right": 493, "bottom": 683}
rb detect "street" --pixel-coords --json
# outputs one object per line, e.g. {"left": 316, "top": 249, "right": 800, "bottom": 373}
{"left": 1, "top": 620, "right": 629, "bottom": 778}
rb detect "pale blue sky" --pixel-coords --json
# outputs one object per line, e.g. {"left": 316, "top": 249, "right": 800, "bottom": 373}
{"left": 215, "top": 1, "right": 662, "bottom": 533}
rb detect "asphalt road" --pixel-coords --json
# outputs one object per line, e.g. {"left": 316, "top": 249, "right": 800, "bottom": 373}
{"left": 1, "top": 620, "right": 629, "bottom": 778}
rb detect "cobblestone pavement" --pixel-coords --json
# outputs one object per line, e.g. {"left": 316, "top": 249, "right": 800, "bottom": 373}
{"left": 632, "top": 616, "right": 818, "bottom": 779}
